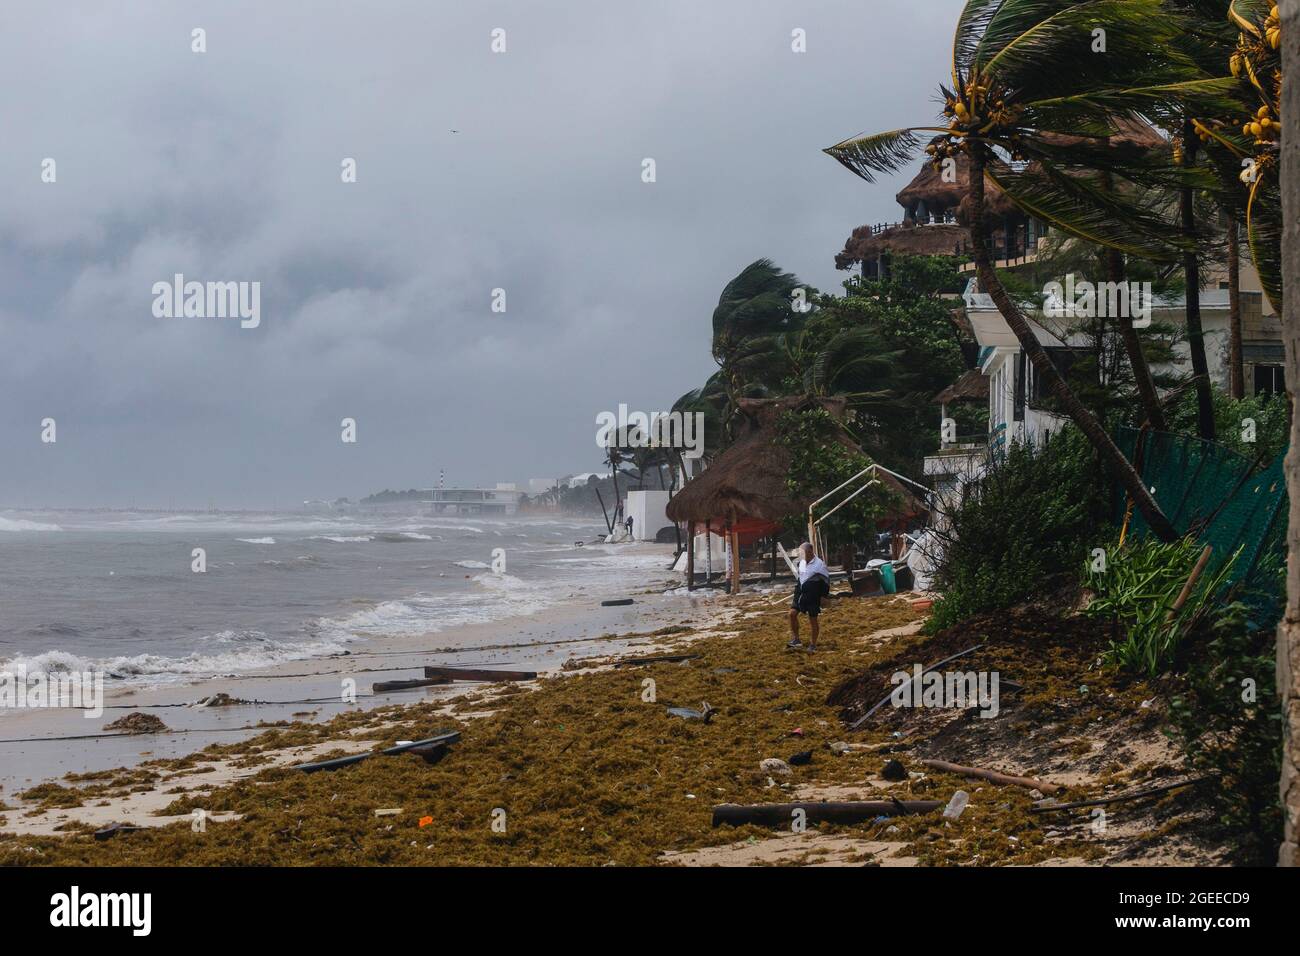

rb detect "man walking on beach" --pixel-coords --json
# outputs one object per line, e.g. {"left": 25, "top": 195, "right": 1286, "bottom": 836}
{"left": 788, "top": 542, "right": 830, "bottom": 652}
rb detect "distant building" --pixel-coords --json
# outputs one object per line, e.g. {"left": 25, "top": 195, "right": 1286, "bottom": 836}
{"left": 422, "top": 487, "right": 521, "bottom": 515}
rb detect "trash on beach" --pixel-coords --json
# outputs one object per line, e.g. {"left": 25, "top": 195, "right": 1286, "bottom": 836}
{"left": 294, "top": 731, "right": 460, "bottom": 773}
{"left": 374, "top": 808, "right": 403, "bottom": 817}
{"left": 94, "top": 822, "right": 147, "bottom": 841}
{"left": 371, "top": 677, "right": 453, "bottom": 693}
{"left": 788, "top": 750, "right": 813, "bottom": 766}
{"left": 881, "top": 759, "right": 908, "bottom": 781}
{"left": 192, "top": 692, "right": 253, "bottom": 708}
{"left": 942, "top": 790, "right": 970, "bottom": 820}
{"left": 712, "top": 799, "right": 942, "bottom": 828}
{"left": 601, "top": 598, "right": 635, "bottom": 607}
{"left": 759, "top": 758, "right": 792, "bottom": 777}
{"left": 419, "top": 816, "right": 433, "bottom": 827}
{"left": 667, "top": 702, "right": 716, "bottom": 723}
{"left": 102, "top": 713, "right": 169, "bottom": 735}
{"left": 423, "top": 665, "right": 538, "bottom": 682}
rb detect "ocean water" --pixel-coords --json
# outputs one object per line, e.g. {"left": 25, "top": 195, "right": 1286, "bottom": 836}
{"left": 0, "top": 510, "right": 668, "bottom": 684}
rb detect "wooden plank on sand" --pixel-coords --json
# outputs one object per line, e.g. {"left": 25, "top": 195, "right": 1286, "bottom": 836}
{"left": 372, "top": 677, "right": 453, "bottom": 693}
{"left": 422, "top": 665, "right": 538, "bottom": 682}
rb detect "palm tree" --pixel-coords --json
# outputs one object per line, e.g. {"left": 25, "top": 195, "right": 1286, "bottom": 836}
{"left": 824, "top": 0, "right": 1239, "bottom": 541}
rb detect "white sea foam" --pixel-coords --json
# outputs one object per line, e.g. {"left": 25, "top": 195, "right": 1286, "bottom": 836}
{"left": 0, "top": 515, "right": 63, "bottom": 532}
{"left": 237, "top": 537, "right": 276, "bottom": 544}
{"left": 453, "top": 559, "right": 491, "bottom": 569}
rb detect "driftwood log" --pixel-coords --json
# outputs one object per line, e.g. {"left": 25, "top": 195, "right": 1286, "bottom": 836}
{"left": 423, "top": 666, "right": 537, "bottom": 682}
{"left": 920, "top": 759, "right": 1063, "bottom": 795}
{"left": 712, "top": 800, "right": 942, "bottom": 828}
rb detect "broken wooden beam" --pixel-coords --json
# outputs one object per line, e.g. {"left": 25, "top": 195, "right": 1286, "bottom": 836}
{"left": 372, "top": 677, "right": 452, "bottom": 693}
{"left": 294, "top": 731, "right": 461, "bottom": 773}
{"left": 712, "top": 799, "right": 942, "bottom": 828}
{"left": 919, "top": 759, "right": 1063, "bottom": 795}
{"left": 422, "top": 665, "right": 538, "bottom": 682}
{"left": 1030, "top": 775, "right": 1215, "bottom": 814}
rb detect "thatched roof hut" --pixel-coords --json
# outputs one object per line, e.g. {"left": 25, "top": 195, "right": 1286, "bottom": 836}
{"left": 933, "top": 369, "right": 989, "bottom": 405}
{"left": 835, "top": 222, "right": 971, "bottom": 271}
{"left": 665, "top": 396, "right": 925, "bottom": 536}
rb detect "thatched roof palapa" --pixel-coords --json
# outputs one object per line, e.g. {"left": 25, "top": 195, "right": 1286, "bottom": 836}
{"left": 665, "top": 397, "right": 924, "bottom": 528}
{"left": 933, "top": 369, "right": 989, "bottom": 405}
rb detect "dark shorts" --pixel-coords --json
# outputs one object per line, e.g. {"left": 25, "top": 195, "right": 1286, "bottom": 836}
{"left": 792, "top": 579, "right": 826, "bottom": 617}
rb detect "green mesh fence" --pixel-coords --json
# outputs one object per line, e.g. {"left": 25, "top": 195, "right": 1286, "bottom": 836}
{"left": 1113, "top": 426, "right": 1287, "bottom": 628}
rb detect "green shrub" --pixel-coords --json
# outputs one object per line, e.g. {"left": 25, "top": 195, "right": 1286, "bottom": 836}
{"left": 927, "top": 426, "right": 1107, "bottom": 631}
{"left": 1083, "top": 537, "right": 1240, "bottom": 677}
{"left": 1167, "top": 603, "right": 1283, "bottom": 864}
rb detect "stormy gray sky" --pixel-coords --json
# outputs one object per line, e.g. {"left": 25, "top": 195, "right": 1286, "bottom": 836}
{"left": 0, "top": 0, "right": 964, "bottom": 509}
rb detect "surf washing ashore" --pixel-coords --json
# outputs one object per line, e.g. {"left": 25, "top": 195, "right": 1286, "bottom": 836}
{"left": 0, "top": 509, "right": 705, "bottom": 791}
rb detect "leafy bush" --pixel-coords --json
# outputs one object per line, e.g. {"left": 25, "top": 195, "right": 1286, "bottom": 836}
{"left": 1083, "top": 537, "right": 1240, "bottom": 677}
{"left": 1167, "top": 603, "right": 1282, "bottom": 864}
{"left": 776, "top": 408, "right": 898, "bottom": 549}
{"left": 927, "top": 427, "right": 1107, "bottom": 631}
{"left": 1165, "top": 384, "right": 1290, "bottom": 463}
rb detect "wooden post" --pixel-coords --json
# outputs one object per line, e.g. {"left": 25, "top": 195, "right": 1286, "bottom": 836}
{"left": 769, "top": 535, "right": 777, "bottom": 580}
{"left": 686, "top": 521, "right": 696, "bottom": 590}
{"left": 730, "top": 531, "right": 741, "bottom": 593}
{"left": 705, "top": 520, "right": 712, "bottom": 584}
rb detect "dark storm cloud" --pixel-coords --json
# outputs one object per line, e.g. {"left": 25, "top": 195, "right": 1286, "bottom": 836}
{"left": 0, "top": 0, "right": 963, "bottom": 508}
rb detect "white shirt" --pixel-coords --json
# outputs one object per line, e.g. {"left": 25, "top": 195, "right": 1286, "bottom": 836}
{"left": 797, "top": 556, "right": 830, "bottom": 585}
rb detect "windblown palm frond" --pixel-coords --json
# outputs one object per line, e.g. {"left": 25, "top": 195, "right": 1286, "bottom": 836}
{"left": 823, "top": 128, "right": 944, "bottom": 183}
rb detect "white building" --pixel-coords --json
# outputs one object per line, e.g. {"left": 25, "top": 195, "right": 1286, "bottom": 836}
{"left": 924, "top": 261, "right": 1283, "bottom": 502}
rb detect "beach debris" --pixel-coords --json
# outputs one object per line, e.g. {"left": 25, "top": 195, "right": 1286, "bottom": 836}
{"left": 102, "top": 713, "right": 169, "bottom": 735}
{"left": 601, "top": 598, "right": 635, "bottom": 607}
{"left": 667, "top": 702, "right": 716, "bottom": 723}
{"left": 1029, "top": 775, "right": 1216, "bottom": 814}
{"left": 423, "top": 665, "right": 538, "bottom": 682}
{"left": 294, "top": 731, "right": 460, "bottom": 773}
{"left": 94, "top": 822, "right": 147, "bottom": 841}
{"left": 193, "top": 692, "right": 252, "bottom": 708}
{"left": 419, "top": 816, "right": 433, "bottom": 827}
{"left": 711, "top": 667, "right": 737, "bottom": 674}
{"left": 787, "top": 727, "right": 804, "bottom": 737}
{"left": 942, "top": 790, "right": 970, "bottom": 820}
{"left": 788, "top": 750, "right": 813, "bottom": 766}
{"left": 614, "top": 654, "right": 700, "bottom": 668}
{"left": 881, "top": 759, "right": 907, "bottom": 781}
{"left": 759, "top": 758, "right": 793, "bottom": 777}
{"left": 712, "top": 799, "right": 942, "bottom": 828}
{"left": 373, "top": 808, "right": 402, "bottom": 817}
{"left": 848, "top": 644, "right": 985, "bottom": 730}
{"left": 919, "top": 759, "right": 1064, "bottom": 795}
{"left": 372, "top": 677, "right": 452, "bottom": 693}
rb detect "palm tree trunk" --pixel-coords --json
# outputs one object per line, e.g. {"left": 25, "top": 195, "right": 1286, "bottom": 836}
{"left": 1181, "top": 119, "right": 1215, "bottom": 440}
{"left": 1227, "top": 212, "right": 1245, "bottom": 400}
{"left": 969, "top": 151, "right": 1177, "bottom": 542}
{"left": 1107, "top": 247, "right": 1166, "bottom": 429}
{"left": 1277, "top": 0, "right": 1298, "bottom": 868}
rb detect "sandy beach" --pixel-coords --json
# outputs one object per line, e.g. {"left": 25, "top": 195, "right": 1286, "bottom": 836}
{"left": 0, "top": 571, "right": 1228, "bottom": 866}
